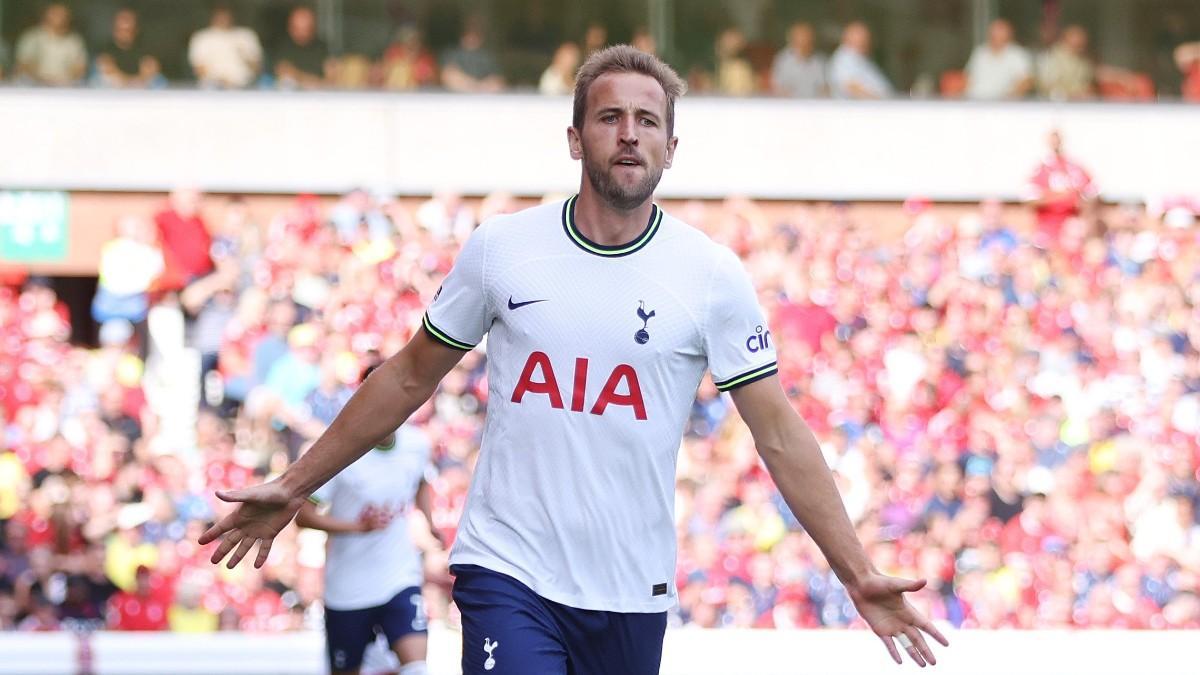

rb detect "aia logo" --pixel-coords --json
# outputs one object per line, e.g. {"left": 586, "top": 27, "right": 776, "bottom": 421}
{"left": 746, "top": 325, "right": 771, "bottom": 353}
{"left": 511, "top": 351, "right": 647, "bottom": 420}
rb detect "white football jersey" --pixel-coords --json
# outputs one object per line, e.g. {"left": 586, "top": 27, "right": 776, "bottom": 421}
{"left": 428, "top": 196, "right": 777, "bottom": 612}
{"left": 310, "top": 426, "right": 432, "bottom": 610}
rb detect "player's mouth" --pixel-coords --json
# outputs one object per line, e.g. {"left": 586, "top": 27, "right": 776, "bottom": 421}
{"left": 613, "top": 155, "right": 644, "bottom": 168}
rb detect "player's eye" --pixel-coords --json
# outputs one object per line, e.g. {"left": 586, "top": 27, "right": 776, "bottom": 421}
{"left": 640, "top": 118, "right": 657, "bottom": 127}
{"left": 601, "top": 114, "right": 617, "bottom": 123}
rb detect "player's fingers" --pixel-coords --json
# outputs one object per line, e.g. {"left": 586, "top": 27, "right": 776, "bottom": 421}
{"left": 916, "top": 615, "right": 950, "bottom": 647}
{"left": 209, "top": 529, "right": 241, "bottom": 565}
{"left": 226, "top": 537, "right": 256, "bottom": 569}
{"left": 879, "top": 634, "right": 902, "bottom": 665}
{"left": 906, "top": 627, "right": 936, "bottom": 666}
{"left": 897, "top": 632, "right": 926, "bottom": 668}
{"left": 198, "top": 517, "right": 234, "bottom": 545}
{"left": 254, "top": 537, "right": 274, "bottom": 569}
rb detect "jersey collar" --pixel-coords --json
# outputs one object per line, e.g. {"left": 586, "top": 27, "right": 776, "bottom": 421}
{"left": 561, "top": 194, "right": 662, "bottom": 258}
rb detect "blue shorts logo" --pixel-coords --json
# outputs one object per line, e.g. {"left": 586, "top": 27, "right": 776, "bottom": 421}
{"left": 746, "top": 325, "right": 771, "bottom": 352}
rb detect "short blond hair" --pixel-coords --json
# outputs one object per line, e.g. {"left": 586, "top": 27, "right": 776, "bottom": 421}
{"left": 572, "top": 44, "right": 686, "bottom": 136}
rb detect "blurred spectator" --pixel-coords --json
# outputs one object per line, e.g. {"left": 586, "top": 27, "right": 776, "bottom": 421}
{"left": 539, "top": 42, "right": 581, "bottom": 96}
{"left": 964, "top": 19, "right": 1033, "bottom": 100}
{"left": 188, "top": 3, "right": 263, "bottom": 89}
{"left": 182, "top": 274, "right": 238, "bottom": 409}
{"left": 1175, "top": 41, "right": 1200, "bottom": 101}
{"left": 17, "top": 593, "right": 60, "bottom": 631}
{"left": 107, "top": 564, "right": 169, "bottom": 630}
{"left": 92, "top": 216, "right": 163, "bottom": 326}
{"left": 631, "top": 27, "right": 657, "bottom": 56}
{"left": 272, "top": 5, "right": 334, "bottom": 90}
{"left": 829, "top": 22, "right": 892, "bottom": 99}
{"left": 377, "top": 25, "right": 437, "bottom": 91}
{"left": 440, "top": 17, "right": 505, "bottom": 93}
{"left": 0, "top": 446, "right": 29, "bottom": 523}
{"left": 328, "top": 189, "right": 394, "bottom": 245}
{"left": 770, "top": 22, "right": 828, "bottom": 98}
{"left": 583, "top": 22, "right": 608, "bottom": 57}
{"left": 714, "top": 28, "right": 756, "bottom": 96}
{"left": 59, "top": 573, "right": 106, "bottom": 630}
{"left": 14, "top": 3, "right": 86, "bottom": 86}
{"left": 153, "top": 187, "right": 213, "bottom": 293}
{"left": 1037, "top": 25, "right": 1094, "bottom": 100}
{"left": 93, "top": 8, "right": 164, "bottom": 89}
{"left": 415, "top": 191, "right": 476, "bottom": 243}
{"left": 168, "top": 574, "right": 217, "bottom": 632}
{"left": 1023, "top": 129, "right": 1096, "bottom": 247}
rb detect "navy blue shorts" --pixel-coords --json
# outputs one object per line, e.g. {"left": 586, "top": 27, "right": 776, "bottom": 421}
{"left": 451, "top": 564, "right": 667, "bottom": 675}
{"left": 325, "top": 586, "right": 427, "bottom": 671}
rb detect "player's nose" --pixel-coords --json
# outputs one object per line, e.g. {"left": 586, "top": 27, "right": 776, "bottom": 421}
{"left": 618, "top": 117, "right": 639, "bottom": 145}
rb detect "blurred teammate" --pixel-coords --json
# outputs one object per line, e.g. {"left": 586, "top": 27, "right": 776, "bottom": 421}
{"left": 295, "top": 362, "right": 438, "bottom": 675}
{"left": 202, "top": 45, "right": 948, "bottom": 673}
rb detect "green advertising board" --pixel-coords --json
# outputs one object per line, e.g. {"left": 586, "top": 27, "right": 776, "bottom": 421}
{"left": 0, "top": 191, "right": 70, "bottom": 263}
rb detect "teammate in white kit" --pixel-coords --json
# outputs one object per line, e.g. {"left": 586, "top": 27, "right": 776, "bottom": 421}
{"left": 296, "top": 364, "right": 437, "bottom": 675}
{"left": 202, "top": 45, "right": 949, "bottom": 673}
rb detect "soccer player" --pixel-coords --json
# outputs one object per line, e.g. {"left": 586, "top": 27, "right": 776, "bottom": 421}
{"left": 201, "top": 45, "right": 949, "bottom": 673}
{"left": 295, "top": 364, "right": 438, "bottom": 675}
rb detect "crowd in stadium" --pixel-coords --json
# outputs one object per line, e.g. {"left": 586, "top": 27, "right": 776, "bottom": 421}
{"left": 2, "top": 128, "right": 1199, "bottom": 634}
{"left": 3, "top": 2, "right": 1200, "bottom": 100}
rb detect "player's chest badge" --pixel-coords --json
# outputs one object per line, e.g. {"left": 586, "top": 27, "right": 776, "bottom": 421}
{"left": 634, "top": 300, "right": 656, "bottom": 344}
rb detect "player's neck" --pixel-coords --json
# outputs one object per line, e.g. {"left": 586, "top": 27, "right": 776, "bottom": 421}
{"left": 573, "top": 189, "right": 655, "bottom": 247}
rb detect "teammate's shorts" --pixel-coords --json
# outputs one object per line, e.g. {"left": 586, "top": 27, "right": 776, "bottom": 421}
{"left": 451, "top": 564, "right": 667, "bottom": 675}
{"left": 325, "top": 586, "right": 427, "bottom": 671}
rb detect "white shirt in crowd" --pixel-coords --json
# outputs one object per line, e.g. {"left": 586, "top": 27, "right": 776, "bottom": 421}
{"left": 965, "top": 43, "right": 1033, "bottom": 99}
{"left": 188, "top": 26, "right": 263, "bottom": 88}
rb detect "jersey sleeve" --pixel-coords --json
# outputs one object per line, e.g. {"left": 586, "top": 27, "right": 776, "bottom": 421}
{"left": 423, "top": 222, "right": 492, "bottom": 351}
{"left": 703, "top": 249, "right": 778, "bottom": 392}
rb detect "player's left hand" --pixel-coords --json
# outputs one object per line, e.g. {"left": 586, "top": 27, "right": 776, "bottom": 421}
{"left": 847, "top": 573, "right": 949, "bottom": 667}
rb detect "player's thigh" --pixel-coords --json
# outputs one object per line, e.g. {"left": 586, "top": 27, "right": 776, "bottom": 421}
{"left": 374, "top": 586, "right": 429, "bottom": 663}
{"left": 391, "top": 633, "right": 428, "bottom": 666}
{"left": 325, "top": 604, "right": 377, "bottom": 673}
{"left": 452, "top": 564, "right": 568, "bottom": 675}
{"left": 555, "top": 605, "right": 668, "bottom": 675}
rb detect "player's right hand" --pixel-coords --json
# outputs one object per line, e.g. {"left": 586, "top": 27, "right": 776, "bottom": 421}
{"left": 199, "top": 481, "right": 308, "bottom": 569}
{"left": 357, "top": 504, "right": 393, "bottom": 532}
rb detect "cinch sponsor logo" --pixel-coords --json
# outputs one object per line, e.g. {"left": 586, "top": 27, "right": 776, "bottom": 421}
{"left": 746, "top": 325, "right": 772, "bottom": 353}
{"left": 511, "top": 351, "right": 647, "bottom": 420}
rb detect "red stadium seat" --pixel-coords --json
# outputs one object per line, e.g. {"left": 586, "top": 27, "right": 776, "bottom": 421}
{"left": 1099, "top": 71, "right": 1155, "bottom": 101}
{"left": 940, "top": 70, "right": 966, "bottom": 98}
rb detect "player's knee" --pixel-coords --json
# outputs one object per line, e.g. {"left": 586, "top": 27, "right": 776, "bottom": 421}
{"left": 397, "top": 661, "right": 428, "bottom": 675}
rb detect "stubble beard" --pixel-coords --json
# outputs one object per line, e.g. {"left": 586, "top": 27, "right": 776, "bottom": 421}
{"left": 582, "top": 145, "right": 663, "bottom": 211}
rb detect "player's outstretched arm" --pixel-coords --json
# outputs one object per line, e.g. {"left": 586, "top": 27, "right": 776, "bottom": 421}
{"left": 730, "top": 376, "right": 949, "bottom": 667}
{"left": 199, "top": 330, "right": 467, "bottom": 569}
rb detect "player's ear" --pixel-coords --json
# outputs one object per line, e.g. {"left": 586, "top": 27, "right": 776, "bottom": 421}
{"left": 567, "top": 126, "right": 583, "bottom": 160}
{"left": 663, "top": 136, "right": 678, "bottom": 169}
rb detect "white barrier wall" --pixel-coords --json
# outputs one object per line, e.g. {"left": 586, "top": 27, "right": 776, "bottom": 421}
{"left": 2, "top": 628, "right": 1198, "bottom": 675}
{"left": 2, "top": 89, "right": 1197, "bottom": 201}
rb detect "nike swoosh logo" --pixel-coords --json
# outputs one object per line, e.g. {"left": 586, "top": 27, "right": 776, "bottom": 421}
{"left": 508, "top": 296, "right": 548, "bottom": 310}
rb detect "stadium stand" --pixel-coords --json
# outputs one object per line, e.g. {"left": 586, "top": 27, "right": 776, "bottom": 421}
{"left": 2, "top": 186, "right": 1198, "bottom": 634}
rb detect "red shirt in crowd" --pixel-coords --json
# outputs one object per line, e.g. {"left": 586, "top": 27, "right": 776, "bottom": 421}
{"left": 108, "top": 590, "right": 170, "bottom": 631}
{"left": 154, "top": 206, "right": 213, "bottom": 291}
{"left": 1027, "top": 154, "right": 1095, "bottom": 244}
